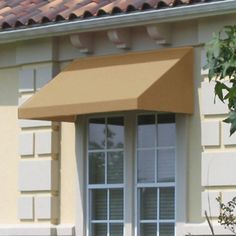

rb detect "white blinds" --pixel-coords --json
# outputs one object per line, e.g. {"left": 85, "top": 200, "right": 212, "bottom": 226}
{"left": 160, "top": 223, "right": 175, "bottom": 236}
{"left": 92, "top": 189, "right": 107, "bottom": 220}
{"left": 140, "top": 223, "right": 157, "bottom": 236}
{"left": 110, "top": 189, "right": 123, "bottom": 220}
{"left": 159, "top": 188, "right": 175, "bottom": 220}
{"left": 140, "top": 188, "right": 157, "bottom": 220}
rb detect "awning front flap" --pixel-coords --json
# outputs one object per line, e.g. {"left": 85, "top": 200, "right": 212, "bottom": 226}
{"left": 18, "top": 47, "right": 193, "bottom": 122}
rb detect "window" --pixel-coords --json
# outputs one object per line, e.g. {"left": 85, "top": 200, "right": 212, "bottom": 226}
{"left": 88, "top": 117, "right": 125, "bottom": 236}
{"left": 86, "top": 113, "right": 176, "bottom": 236}
{"left": 137, "top": 114, "right": 175, "bottom": 236}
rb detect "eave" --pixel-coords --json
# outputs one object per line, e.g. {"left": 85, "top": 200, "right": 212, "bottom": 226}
{"left": 0, "top": 0, "right": 235, "bottom": 44}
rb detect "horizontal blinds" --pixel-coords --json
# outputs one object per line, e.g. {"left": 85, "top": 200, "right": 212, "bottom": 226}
{"left": 110, "top": 224, "right": 123, "bottom": 236}
{"left": 110, "top": 189, "right": 123, "bottom": 220}
{"left": 92, "top": 224, "right": 107, "bottom": 236}
{"left": 140, "top": 188, "right": 157, "bottom": 220}
{"left": 159, "top": 188, "right": 175, "bottom": 220}
{"left": 92, "top": 189, "right": 107, "bottom": 220}
{"left": 140, "top": 223, "right": 157, "bottom": 236}
{"left": 160, "top": 223, "right": 175, "bottom": 236}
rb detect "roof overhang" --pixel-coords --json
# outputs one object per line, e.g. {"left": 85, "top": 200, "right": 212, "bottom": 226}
{"left": 0, "top": 0, "right": 236, "bottom": 44}
{"left": 18, "top": 47, "right": 194, "bottom": 122}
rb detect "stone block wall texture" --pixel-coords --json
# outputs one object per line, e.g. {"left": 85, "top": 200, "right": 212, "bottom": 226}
{"left": 201, "top": 49, "right": 236, "bottom": 218}
{"left": 18, "top": 64, "right": 60, "bottom": 223}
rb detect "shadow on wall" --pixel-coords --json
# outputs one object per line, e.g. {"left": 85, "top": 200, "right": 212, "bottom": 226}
{"left": 0, "top": 69, "right": 18, "bottom": 106}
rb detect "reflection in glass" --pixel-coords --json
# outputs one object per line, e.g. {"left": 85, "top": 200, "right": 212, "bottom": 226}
{"left": 110, "top": 224, "right": 123, "bottom": 236}
{"left": 91, "top": 190, "right": 107, "bottom": 220}
{"left": 108, "top": 152, "right": 123, "bottom": 184}
{"left": 157, "top": 149, "right": 175, "bottom": 182}
{"left": 107, "top": 117, "right": 124, "bottom": 149}
{"left": 159, "top": 223, "right": 175, "bottom": 236}
{"left": 89, "top": 153, "right": 105, "bottom": 184}
{"left": 138, "top": 150, "right": 155, "bottom": 183}
{"left": 140, "top": 224, "right": 156, "bottom": 236}
{"left": 109, "top": 189, "right": 123, "bottom": 220}
{"left": 140, "top": 188, "right": 157, "bottom": 220}
{"left": 159, "top": 188, "right": 175, "bottom": 220}
{"left": 89, "top": 118, "right": 106, "bottom": 150}
{"left": 157, "top": 114, "right": 176, "bottom": 147}
{"left": 138, "top": 115, "right": 156, "bottom": 148}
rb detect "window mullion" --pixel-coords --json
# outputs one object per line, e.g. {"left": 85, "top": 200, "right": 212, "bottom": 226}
{"left": 105, "top": 118, "right": 108, "bottom": 184}
{"left": 157, "top": 188, "right": 160, "bottom": 236}
{"left": 155, "top": 113, "right": 158, "bottom": 184}
{"left": 124, "top": 113, "right": 136, "bottom": 236}
{"left": 137, "top": 188, "right": 140, "bottom": 236}
{"left": 105, "top": 118, "right": 108, "bottom": 236}
{"left": 156, "top": 114, "right": 160, "bottom": 236}
{"left": 107, "top": 189, "right": 110, "bottom": 236}
{"left": 88, "top": 190, "right": 91, "bottom": 236}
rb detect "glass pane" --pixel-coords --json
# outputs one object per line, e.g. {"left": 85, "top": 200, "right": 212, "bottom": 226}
{"left": 91, "top": 189, "right": 107, "bottom": 220}
{"left": 138, "top": 115, "right": 156, "bottom": 148}
{"left": 108, "top": 152, "right": 123, "bottom": 184}
{"left": 110, "top": 224, "right": 123, "bottom": 236}
{"left": 160, "top": 223, "right": 175, "bottom": 236}
{"left": 137, "top": 150, "right": 155, "bottom": 183}
{"left": 157, "top": 149, "right": 175, "bottom": 182}
{"left": 91, "top": 223, "right": 107, "bottom": 236}
{"left": 140, "top": 224, "right": 157, "bottom": 236}
{"left": 89, "top": 153, "right": 105, "bottom": 184}
{"left": 107, "top": 117, "right": 124, "bottom": 149}
{"left": 110, "top": 189, "right": 123, "bottom": 220}
{"left": 140, "top": 188, "right": 157, "bottom": 220}
{"left": 159, "top": 188, "right": 175, "bottom": 220}
{"left": 89, "top": 118, "right": 106, "bottom": 150}
{"left": 157, "top": 114, "right": 176, "bottom": 147}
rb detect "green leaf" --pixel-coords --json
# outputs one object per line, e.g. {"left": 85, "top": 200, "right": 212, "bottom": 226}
{"left": 215, "top": 81, "right": 226, "bottom": 102}
{"left": 230, "top": 120, "right": 236, "bottom": 136}
{"left": 223, "top": 111, "right": 236, "bottom": 136}
{"left": 206, "top": 25, "right": 236, "bottom": 136}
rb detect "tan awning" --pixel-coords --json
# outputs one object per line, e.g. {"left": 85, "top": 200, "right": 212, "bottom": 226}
{"left": 18, "top": 47, "right": 194, "bottom": 122}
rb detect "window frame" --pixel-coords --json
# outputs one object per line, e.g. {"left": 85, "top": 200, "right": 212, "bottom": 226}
{"left": 86, "top": 114, "right": 126, "bottom": 236}
{"left": 75, "top": 112, "right": 188, "bottom": 236}
{"left": 135, "top": 112, "right": 176, "bottom": 236}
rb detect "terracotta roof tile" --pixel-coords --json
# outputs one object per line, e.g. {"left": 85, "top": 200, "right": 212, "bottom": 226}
{"left": 0, "top": 0, "right": 223, "bottom": 30}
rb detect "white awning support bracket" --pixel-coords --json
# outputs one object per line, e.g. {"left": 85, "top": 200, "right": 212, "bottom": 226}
{"left": 70, "top": 33, "right": 93, "bottom": 53}
{"left": 146, "top": 24, "right": 171, "bottom": 45}
{"left": 107, "top": 28, "right": 131, "bottom": 49}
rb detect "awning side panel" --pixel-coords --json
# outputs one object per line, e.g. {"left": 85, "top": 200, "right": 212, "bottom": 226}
{"left": 138, "top": 48, "right": 194, "bottom": 114}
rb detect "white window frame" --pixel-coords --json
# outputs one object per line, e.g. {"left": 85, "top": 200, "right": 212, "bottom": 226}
{"left": 75, "top": 112, "right": 188, "bottom": 236}
{"left": 135, "top": 113, "right": 176, "bottom": 236}
{"left": 86, "top": 115, "right": 126, "bottom": 236}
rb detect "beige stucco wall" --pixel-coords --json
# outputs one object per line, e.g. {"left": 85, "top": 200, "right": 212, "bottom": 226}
{"left": 60, "top": 122, "right": 76, "bottom": 224}
{"left": 0, "top": 67, "right": 19, "bottom": 223}
{"left": 0, "top": 11, "right": 236, "bottom": 234}
{"left": 187, "top": 46, "right": 203, "bottom": 224}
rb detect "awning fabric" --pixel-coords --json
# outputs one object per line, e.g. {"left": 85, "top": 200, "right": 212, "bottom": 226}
{"left": 18, "top": 47, "right": 193, "bottom": 122}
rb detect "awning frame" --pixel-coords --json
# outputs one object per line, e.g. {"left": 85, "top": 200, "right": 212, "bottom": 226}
{"left": 18, "top": 47, "right": 194, "bottom": 122}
